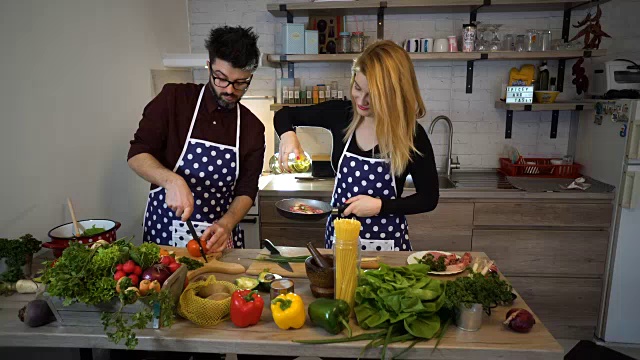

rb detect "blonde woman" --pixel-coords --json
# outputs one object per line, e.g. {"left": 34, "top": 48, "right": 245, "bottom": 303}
{"left": 274, "top": 40, "right": 439, "bottom": 251}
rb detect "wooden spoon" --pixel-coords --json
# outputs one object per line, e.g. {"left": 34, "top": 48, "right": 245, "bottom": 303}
{"left": 66, "top": 198, "right": 85, "bottom": 237}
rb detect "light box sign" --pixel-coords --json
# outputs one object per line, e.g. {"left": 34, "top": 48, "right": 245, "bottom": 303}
{"left": 506, "top": 86, "right": 534, "bottom": 104}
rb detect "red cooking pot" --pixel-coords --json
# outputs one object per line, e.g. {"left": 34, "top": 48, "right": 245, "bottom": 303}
{"left": 43, "top": 219, "right": 121, "bottom": 258}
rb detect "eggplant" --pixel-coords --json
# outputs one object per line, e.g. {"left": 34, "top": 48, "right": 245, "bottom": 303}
{"left": 19, "top": 300, "right": 56, "bottom": 327}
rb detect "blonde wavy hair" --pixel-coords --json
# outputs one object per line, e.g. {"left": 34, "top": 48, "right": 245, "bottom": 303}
{"left": 345, "top": 40, "right": 426, "bottom": 176}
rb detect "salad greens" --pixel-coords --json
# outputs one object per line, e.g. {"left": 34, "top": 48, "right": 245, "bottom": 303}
{"left": 129, "top": 242, "right": 160, "bottom": 270}
{"left": 295, "top": 263, "right": 449, "bottom": 359}
{"left": 81, "top": 225, "right": 106, "bottom": 237}
{"left": 415, "top": 253, "right": 446, "bottom": 272}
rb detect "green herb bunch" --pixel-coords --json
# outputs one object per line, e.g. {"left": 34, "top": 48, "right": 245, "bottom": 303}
{"left": 443, "top": 272, "right": 514, "bottom": 314}
{"left": 177, "top": 256, "right": 204, "bottom": 270}
{"left": 42, "top": 238, "right": 176, "bottom": 350}
{"left": 0, "top": 234, "right": 41, "bottom": 282}
{"left": 415, "top": 253, "right": 446, "bottom": 272}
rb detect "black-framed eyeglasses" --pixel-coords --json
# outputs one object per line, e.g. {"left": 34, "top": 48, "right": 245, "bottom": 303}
{"left": 209, "top": 68, "right": 252, "bottom": 91}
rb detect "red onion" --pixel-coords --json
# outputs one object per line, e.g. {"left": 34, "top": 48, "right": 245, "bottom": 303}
{"left": 141, "top": 264, "right": 171, "bottom": 286}
{"left": 504, "top": 308, "right": 536, "bottom": 333}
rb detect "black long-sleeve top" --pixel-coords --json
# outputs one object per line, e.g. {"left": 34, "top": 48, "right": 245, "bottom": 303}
{"left": 274, "top": 100, "right": 439, "bottom": 215}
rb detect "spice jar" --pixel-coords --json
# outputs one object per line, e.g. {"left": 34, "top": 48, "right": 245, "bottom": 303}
{"left": 338, "top": 31, "right": 351, "bottom": 54}
{"left": 350, "top": 31, "right": 365, "bottom": 53}
{"left": 526, "top": 29, "right": 539, "bottom": 51}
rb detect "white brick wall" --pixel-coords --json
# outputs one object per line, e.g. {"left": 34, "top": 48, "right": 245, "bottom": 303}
{"left": 189, "top": 0, "right": 639, "bottom": 170}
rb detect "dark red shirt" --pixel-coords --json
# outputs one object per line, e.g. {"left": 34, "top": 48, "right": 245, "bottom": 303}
{"left": 128, "top": 83, "right": 265, "bottom": 201}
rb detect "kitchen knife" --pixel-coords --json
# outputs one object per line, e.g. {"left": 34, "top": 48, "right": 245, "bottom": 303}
{"left": 186, "top": 219, "right": 208, "bottom": 263}
{"left": 262, "top": 239, "right": 293, "bottom": 272}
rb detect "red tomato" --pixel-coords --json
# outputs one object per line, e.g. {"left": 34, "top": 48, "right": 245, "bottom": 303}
{"left": 116, "top": 264, "right": 123, "bottom": 271}
{"left": 160, "top": 256, "right": 172, "bottom": 266}
{"left": 168, "top": 262, "right": 181, "bottom": 273}
{"left": 114, "top": 270, "right": 126, "bottom": 281}
{"left": 122, "top": 260, "right": 136, "bottom": 274}
{"left": 187, "top": 239, "right": 208, "bottom": 257}
{"left": 128, "top": 274, "right": 139, "bottom": 286}
{"left": 133, "top": 266, "right": 142, "bottom": 276}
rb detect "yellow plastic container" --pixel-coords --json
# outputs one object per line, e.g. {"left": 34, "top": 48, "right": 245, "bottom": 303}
{"left": 534, "top": 91, "right": 560, "bottom": 103}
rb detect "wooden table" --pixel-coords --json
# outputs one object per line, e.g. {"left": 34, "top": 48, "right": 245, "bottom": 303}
{"left": 0, "top": 249, "right": 563, "bottom": 359}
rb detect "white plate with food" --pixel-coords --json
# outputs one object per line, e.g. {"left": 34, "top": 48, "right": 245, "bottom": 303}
{"left": 407, "top": 250, "right": 473, "bottom": 275}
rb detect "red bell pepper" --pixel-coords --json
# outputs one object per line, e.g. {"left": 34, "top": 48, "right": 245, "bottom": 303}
{"left": 230, "top": 289, "right": 264, "bottom": 328}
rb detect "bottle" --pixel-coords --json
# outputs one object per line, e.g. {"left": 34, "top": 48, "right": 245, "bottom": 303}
{"left": 293, "top": 86, "right": 300, "bottom": 104}
{"left": 282, "top": 86, "right": 289, "bottom": 104}
{"left": 331, "top": 81, "right": 339, "bottom": 99}
{"left": 318, "top": 85, "right": 326, "bottom": 103}
{"left": 549, "top": 77, "right": 557, "bottom": 91}
{"left": 312, "top": 86, "right": 319, "bottom": 104}
{"left": 306, "top": 86, "right": 313, "bottom": 104}
{"left": 288, "top": 87, "right": 295, "bottom": 104}
{"left": 269, "top": 152, "right": 313, "bottom": 173}
{"left": 300, "top": 88, "right": 306, "bottom": 104}
{"left": 325, "top": 85, "right": 331, "bottom": 101}
{"left": 538, "top": 61, "right": 549, "bottom": 91}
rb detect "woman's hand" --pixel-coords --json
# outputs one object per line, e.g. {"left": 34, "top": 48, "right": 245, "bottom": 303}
{"left": 278, "top": 131, "right": 305, "bottom": 173}
{"left": 343, "top": 195, "right": 382, "bottom": 217}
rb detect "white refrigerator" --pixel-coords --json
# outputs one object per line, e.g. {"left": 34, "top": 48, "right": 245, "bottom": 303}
{"left": 575, "top": 99, "right": 640, "bottom": 344}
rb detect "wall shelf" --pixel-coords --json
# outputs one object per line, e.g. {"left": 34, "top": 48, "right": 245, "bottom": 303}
{"left": 267, "top": 50, "right": 605, "bottom": 64}
{"left": 270, "top": 103, "right": 314, "bottom": 111}
{"left": 267, "top": 0, "right": 610, "bottom": 17}
{"left": 495, "top": 100, "right": 595, "bottom": 111}
{"left": 495, "top": 100, "right": 595, "bottom": 139}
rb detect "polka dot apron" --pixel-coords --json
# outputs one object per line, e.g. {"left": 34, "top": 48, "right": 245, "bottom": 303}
{"left": 325, "top": 133, "right": 411, "bottom": 251}
{"left": 143, "top": 86, "right": 244, "bottom": 248}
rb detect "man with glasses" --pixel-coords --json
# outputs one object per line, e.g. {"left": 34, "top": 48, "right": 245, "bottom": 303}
{"left": 128, "top": 26, "right": 265, "bottom": 252}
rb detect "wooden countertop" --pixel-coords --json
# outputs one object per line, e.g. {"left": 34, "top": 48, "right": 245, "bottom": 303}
{"left": 0, "top": 249, "right": 563, "bottom": 359}
{"left": 261, "top": 173, "right": 614, "bottom": 201}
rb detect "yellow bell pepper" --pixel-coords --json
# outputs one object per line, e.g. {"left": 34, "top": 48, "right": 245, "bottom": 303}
{"left": 270, "top": 293, "right": 305, "bottom": 330}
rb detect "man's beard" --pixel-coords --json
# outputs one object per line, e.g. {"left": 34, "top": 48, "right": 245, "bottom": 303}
{"left": 210, "top": 83, "right": 241, "bottom": 109}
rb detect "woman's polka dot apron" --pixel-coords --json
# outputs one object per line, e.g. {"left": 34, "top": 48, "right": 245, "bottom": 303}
{"left": 143, "top": 86, "right": 243, "bottom": 248}
{"left": 325, "top": 133, "right": 411, "bottom": 251}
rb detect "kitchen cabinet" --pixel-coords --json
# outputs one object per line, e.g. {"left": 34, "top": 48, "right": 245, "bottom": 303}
{"left": 259, "top": 180, "right": 614, "bottom": 340}
{"left": 471, "top": 200, "right": 613, "bottom": 339}
{"left": 406, "top": 202, "right": 474, "bottom": 251}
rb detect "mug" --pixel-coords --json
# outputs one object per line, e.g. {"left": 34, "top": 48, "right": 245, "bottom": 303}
{"left": 404, "top": 38, "right": 421, "bottom": 52}
{"left": 434, "top": 38, "right": 449, "bottom": 52}
{"left": 420, "top": 38, "right": 433, "bottom": 52}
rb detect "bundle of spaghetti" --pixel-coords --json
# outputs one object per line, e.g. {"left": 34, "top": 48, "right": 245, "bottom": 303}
{"left": 334, "top": 218, "right": 361, "bottom": 311}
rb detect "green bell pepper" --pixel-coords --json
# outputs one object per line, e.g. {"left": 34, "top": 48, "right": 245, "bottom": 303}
{"left": 308, "top": 298, "right": 353, "bottom": 337}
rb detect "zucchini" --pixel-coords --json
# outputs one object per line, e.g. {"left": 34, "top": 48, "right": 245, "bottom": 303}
{"left": 234, "top": 277, "right": 260, "bottom": 290}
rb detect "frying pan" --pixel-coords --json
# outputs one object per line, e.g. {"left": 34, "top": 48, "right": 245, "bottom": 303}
{"left": 275, "top": 198, "right": 348, "bottom": 221}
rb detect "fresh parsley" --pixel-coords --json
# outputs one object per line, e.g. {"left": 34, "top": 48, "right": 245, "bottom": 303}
{"left": 443, "top": 272, "right": 514, "bottom": 315}
{"left": 416, "top": 253, "right": 446, "bottom": 272}
{"left": 177, "top": 256, "right": 204, "bottom": 271}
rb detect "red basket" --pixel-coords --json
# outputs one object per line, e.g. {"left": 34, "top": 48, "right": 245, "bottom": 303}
{"left": 499, "top": 158, "right": 581, "bottom": 178}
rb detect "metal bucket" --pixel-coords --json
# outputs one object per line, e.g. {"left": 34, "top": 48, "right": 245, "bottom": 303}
{"left": 455, "top": 303, "right": 483, "bottom": 331}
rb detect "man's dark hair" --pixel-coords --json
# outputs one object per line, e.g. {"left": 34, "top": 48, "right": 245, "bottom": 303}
{"left": 205, "top": 26, "right": 260, "bottom": 72}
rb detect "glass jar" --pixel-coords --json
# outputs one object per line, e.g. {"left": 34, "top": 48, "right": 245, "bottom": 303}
{"left": 350, "top": 31, "right": 365, "bottom": 53}
{"left": 540, "top": 30, "right": 552, "bottom": 51}
{"left": 333, "top": 227, "right": 361, "bottom": 312}
{"left": 269, "top": 152, "right": 313, "bottom": 174}
{"left": 338, "top": 31, "right": 351, "bottom": 53}
{"left": 515, "top": 35, "right": 526, "bottom": 52}
{"left": 526, "top": 29, "right": 539, "bottom": 51}
{"left": 504, "top": 34, "right": 515, "bottom": 51}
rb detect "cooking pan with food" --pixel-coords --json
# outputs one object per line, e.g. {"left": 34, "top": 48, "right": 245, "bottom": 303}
{"left": 275, "top": 198, "right": 347, "bottom": 221}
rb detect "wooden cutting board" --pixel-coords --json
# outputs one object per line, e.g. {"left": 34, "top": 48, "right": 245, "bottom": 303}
{"left": 159, "top": 245, "right": 246, "bottom": 280}
{"left": 245, "top": 246, "right": 380, "bottom": 278}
